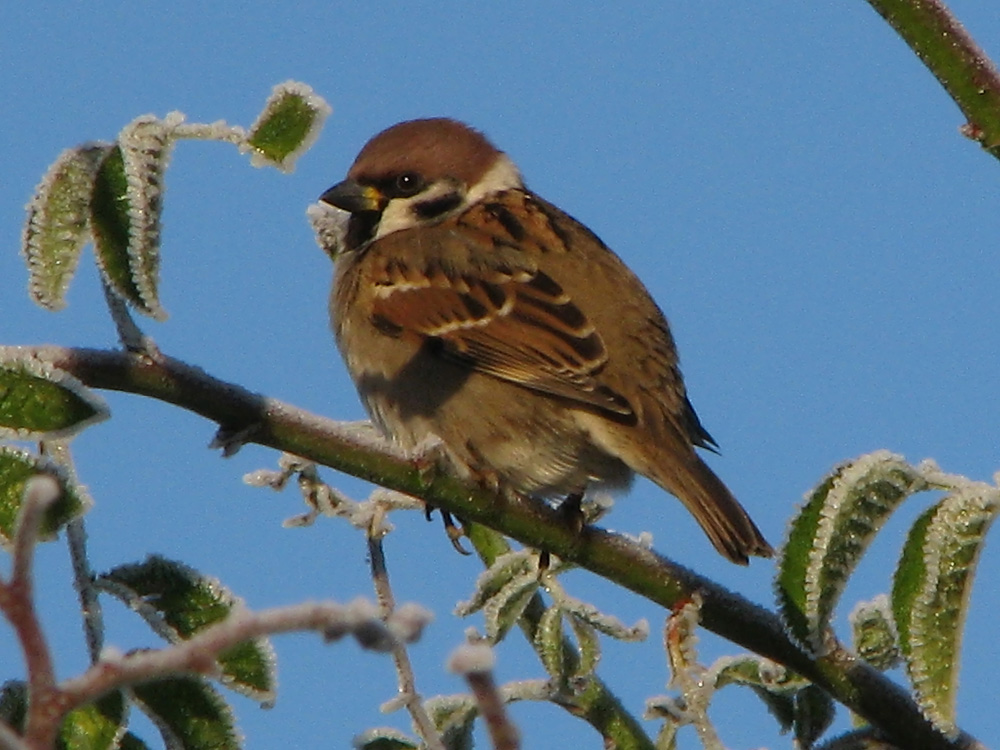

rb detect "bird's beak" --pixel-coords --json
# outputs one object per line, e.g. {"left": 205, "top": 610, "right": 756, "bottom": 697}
{"left": 320, "top": 180, "right": 384, "bottom": 214}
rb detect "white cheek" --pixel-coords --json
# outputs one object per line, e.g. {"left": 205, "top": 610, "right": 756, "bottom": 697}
{"left": 373, "top": 180, "right": 460, "bottom": 240}
{"left": 466, "top": 155, "right": 522, "bottom": 204}
{"left": 373, "top": 199, "right": 415, "bottom": 240}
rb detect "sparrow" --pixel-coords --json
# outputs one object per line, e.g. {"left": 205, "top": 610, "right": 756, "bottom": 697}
{"left": 319, "top": 118, "right": 772, "bottom": 564}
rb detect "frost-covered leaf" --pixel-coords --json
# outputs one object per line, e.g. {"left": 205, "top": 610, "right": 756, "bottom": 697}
{"left": 482, "top": 572, "right": 538, "bottom": 643}
{"left": 245, "top": 81, "right": 331, "bottom": 172}
{"left": 59, "top": 692, "right": 126, "bottom": 750}
{"left": 707, "top": 656, "right": 810, "bottom": 733}
{"left": 307, "top": 202, "right": 349, "bottom": 261}
{"left": 101, "top": 555, "right": 275, "bottom": 703}
{"left": 567, "top": 612, "right": 601, "bottom": 677}
{"left": 793, "top": 684, "right": 835, "bottom": 749}
{"left": 0, "top": 448, "right": 92, "bottom": 546}
{"left": 0, "top": 683, "right": 126, "bottom": 750}
{"left": 534, "top": 606, "right": 566, "bottom": 679}
{"left": 776, "top": 451, "right": 926, "bottom": 653}
{"left": 892, "top": 482, "right": 999, "bottom": 738}
{"left": 425, "top": 693, "right": 477, "bottom": 750}
{"left": 114, "top": 113, "right": 181, "bottom": 320}
{"left": 440, "top": 719, "right": 475, "bottom": 750}
{"left": 90, "top": 146, "right": 141, "bottom": 308}
{"left": 89, "top": 114, "right": 178, "bottom": 322}
{"left": 454, "top": 549, "right": 535, "bottom": 617}
{"left": 133, "top": 676, "right": 239, "bottom": 750}
{"left": 645, "top": 696, "right": 686, "bottom": 750}
{"left": 0, "top": 350, "right": 109, "bottom": 440}
{"left": 849, "top": 595, "right": 899, "bottom": 671}
{"left": 22, "top": 144, "right": 111, "bottom": 311}
{"left": 557, "top": 589, "right": 647, "bottom": 642}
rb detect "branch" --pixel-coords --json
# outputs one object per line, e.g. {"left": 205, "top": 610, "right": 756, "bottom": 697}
{"left": 15, "top": 345, "right": 984, "bottom": 750}
{"left": 864, "top": 0, "right": 1000, "bottom": 157}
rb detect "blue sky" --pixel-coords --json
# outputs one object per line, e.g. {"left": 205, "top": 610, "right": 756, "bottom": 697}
{"left": 2, "top": 2, "right": 998, "bottom": 747}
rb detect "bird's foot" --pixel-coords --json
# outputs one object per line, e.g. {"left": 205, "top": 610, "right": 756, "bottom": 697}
{"left": 424, "top": 505, "right": 471, "bottom": 555}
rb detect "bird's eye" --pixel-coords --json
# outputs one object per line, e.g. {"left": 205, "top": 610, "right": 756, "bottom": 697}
{"left": 392, "top": 172, "right": 423, "bottom": 197}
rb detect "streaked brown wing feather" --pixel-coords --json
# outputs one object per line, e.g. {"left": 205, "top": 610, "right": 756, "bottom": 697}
{"left": 369, "top": 253, "right": 633, "bottom": 416}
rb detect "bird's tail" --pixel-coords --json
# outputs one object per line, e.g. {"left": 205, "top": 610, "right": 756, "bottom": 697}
{"left": 647, "top": 453, "right": 773, "bottom": 565}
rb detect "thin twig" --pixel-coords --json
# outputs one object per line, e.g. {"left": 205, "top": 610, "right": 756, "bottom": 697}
{"left": 448, "top": 645, "right": 520, "bottom": 750}
{"left": 100, "top": 280, "right": 160, "bottom": 356}
{"left": 366, "top": 508, "right": 446, "bottom": 750}
{"left": 39, "top": 441, "right": 105, "bottom": 664}
{"left": 58, "top": 599, "right": 422, "bottom": 713}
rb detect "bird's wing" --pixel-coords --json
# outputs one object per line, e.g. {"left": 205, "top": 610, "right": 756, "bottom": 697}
{"left": 366, "top": 245, "right": 634, "bottom": 417}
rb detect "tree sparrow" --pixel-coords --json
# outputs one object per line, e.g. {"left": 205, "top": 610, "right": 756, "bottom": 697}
{"left": 319, "top": 118, "right": 772, "bottom": 564}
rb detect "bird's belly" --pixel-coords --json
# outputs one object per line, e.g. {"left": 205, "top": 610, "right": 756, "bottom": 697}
{"left": 351, "top": 348, "right": 632, "bottom": 498}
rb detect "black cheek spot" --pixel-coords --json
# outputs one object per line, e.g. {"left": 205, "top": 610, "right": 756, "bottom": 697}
{"left": 414, "top": 193, "right": 464, "bottom": 220}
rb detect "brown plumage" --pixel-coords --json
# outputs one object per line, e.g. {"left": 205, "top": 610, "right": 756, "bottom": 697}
{"left": 320, "top": 118, "right": 772, "bottom": 564}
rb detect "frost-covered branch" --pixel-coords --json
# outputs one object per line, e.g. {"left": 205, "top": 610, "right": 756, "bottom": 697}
{"left": 1, "top": 344, "right": 983, "bottom": 750}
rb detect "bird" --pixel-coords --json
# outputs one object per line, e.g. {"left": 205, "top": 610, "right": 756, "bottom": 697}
{"left": 318, "top": 118, "right": 772, "bottom": 564}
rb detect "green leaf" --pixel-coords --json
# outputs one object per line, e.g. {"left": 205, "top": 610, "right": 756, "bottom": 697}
{"left": 101, "top": 555, "right": 275, "bottom": 703}
{"left": 90, "top": 146, "right": 142, "bottom": 307}
{"left": 23, "top": 144, "right": 111, "bottom": 311}
{"left": 424, "top": 695, "right": 476, "bottom": 750}
{"left": 793, "top": 684, "right": 835, "bottom": 749}
{"left": 534, "top": 606, "right": 566, "bottom": 679}
{"left": 482, "top": 572, "right": 538, "bottom": 643}
{"left": 567, "top": 612, "right": 601, "bottom": 678}
{"left": 555, "top": 589, "right": 647, "bottom": 642}
{"left": 88, "top": 119, "right": 171, "bottom": 321}
{"left": 454, "top": 549, "right": 534, "bottom": 617}
{"left": 849, "top": 595, "right": 900, "bottom": 671}
{"left": 0, "top": 683, "right": 124, "bottom": 750}
{"left": 58, "top": 692, "right": 126, "bottom": 750}
{"left": 113, "top": 114, "right": 179, "bottom": 320}
{"left": 776, "top": 451, "right": 926, "bottom": 652}
{"left": 0, "top": 448, "right": 92, "bottom": 545}
{"left": 0, "top": 352, "right": 109, "bottom": 440}
{"left": 245, "top": 81, "right": 331, "bottom": 172}
{"left": 708, "top": 656, "right": 809, "bottom": 734}
{"left": 133, "top": 676, "right": 239, "bottom": 750}
{"left": 892, "top": 484, "right": 999, "bottom": 738}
